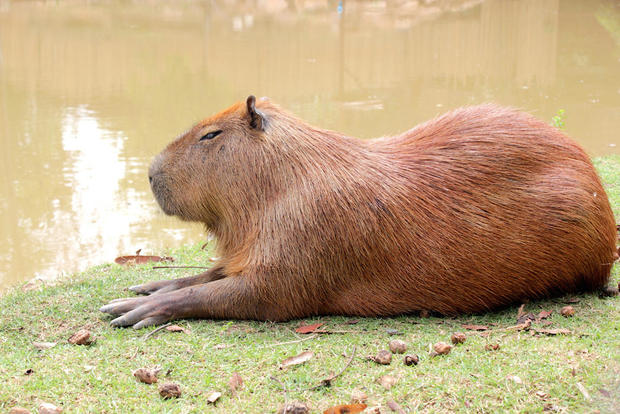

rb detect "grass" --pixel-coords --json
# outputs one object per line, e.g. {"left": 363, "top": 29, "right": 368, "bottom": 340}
{"left": 1, "top": 157, "right": 620, "bottom": 413}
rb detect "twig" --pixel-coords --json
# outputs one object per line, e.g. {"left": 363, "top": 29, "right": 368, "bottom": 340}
{"left": 152, "top": 265, "right": 210, "bottom": 269}
{"left": 270, "top": 375, "right": 289, "bottom": 402}
{"left": 313, "top": 329, "right": 361, "bottom": 334}
{"left": 265, "top": 334, "right": 318, "bottom": 348}
{"left": 141, "top": 323, "right": 172, "bottom": 341}
{"left": 308, "top": 345, "right": 356, "bottom": 390}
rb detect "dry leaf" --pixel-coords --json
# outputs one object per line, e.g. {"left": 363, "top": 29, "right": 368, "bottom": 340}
{"left": 279, "top": 351, "right": 313, "bottom": 369}
{"left": 351, "top": 389, "right": 368, "bottom": 403}
{"left": 563, "top": 297, "right": 580, "bottom": 304}
{"left": 295, "top": 322, "right": 324, "bottom": 334}
{"left": 165, "top": 325, "right": 189, "bottom": 334}
{"left": 451, "top": 333, "right": 466, "bottom": 344}
{"left": 368, "top": 350, "right": 392, "bottom": 365}
{"left": 158, "top": 382, "right": 182, "bottom": 399}
{"left": 534, "top": 328, "right": 571, "bottom": 336}
{"left": 485, "top": 343, "right": 500, "bottom": 351}
{"left": 537, "top": 310, "right": 553, "bottom": 320}
{"left": 214, "top": 343, "right": 233, "bottom": 350}
{"left": 38, "top": 403, "right": 62, "bottom": 414}
{"left": 133, "top": 368, "right": 160, "bottom": 384}
{"left": 114, "top": 255, "right": 173, "bottom": 265}
{"left": 576, "top": 382, "right": 591, "bottom": 401}
{"left": 207, "top": 391, "right": 221, "bottom": 404}
{"left": 9, "top": 407, "right": 31, "bottom": 414}
{"left": 229, "top": 372, "right": 243, "bottom": 393}
{"left": 378, "top": 375, "right": 397, "bottom": 389}
{"left": 404, "top": 354, "right": 419, "bottom": 366}
{"left": 387, "top": 400, "right": 406, "bottom": 413}
{"left": 462, "top": 324, "right": 488, "bottom": 331}
{"left": 560, "top": 306, "right": 575, "bottom": 317}
{"left": 33, "top": 342, "right": 57, "bottom": 351}
{"left": 323, "top": 403, "right": 367, "bottom": 414}
{"left": 68, "top": 329, "right": 93, "bottom": 345}
{"left": 433, "top": 342, "right": 452, "bottom": 355}
{"left": 599, "top": 388, "right": 611, "bottom": 398}
{"left": 388, "top": 339, "right": 407, "bottom": 354}
{"left": 536, "top": 391, "right": 549, "bottom": 399}
{"left": 278, "top": 401, "right": 309, "bottom": 414}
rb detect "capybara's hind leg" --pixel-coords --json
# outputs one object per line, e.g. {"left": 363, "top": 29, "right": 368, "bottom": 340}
{"left": 128, "top": 267, "right": 225, "bottom": 295}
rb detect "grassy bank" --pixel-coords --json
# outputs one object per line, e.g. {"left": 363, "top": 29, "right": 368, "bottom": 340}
{"left": 1, "top": 157, "right": 620, "bottom": 413}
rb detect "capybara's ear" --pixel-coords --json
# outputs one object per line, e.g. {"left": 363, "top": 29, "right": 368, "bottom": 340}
{"left": 246, "top": 95, "right": 265, "bottom": 131}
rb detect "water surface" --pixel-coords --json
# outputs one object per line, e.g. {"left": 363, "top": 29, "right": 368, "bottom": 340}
{"left": 1, "top": 0, "right": 620, "bottom": 288}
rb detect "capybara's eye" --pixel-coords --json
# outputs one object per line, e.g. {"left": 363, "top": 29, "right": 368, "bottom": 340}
{"left": 199, "top": 130, "right": 222, "bottom": 141}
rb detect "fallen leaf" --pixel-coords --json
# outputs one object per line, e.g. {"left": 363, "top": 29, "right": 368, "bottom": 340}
{"left": 368, "top": 350, "right": 392, "bottom": 365}
{"left": 598, "top": 388, "right": 611, "bottom": 398}
{"left": 563, "top": 297, "right": 580, "bottom": 304}
{"left": 295, "top": 322, "right": 324, "bottom": 334}
{"left": 535, "top": 391, "right": 549, "bottom": 399}
{"left": 517, "top": 303, "right": 526, "bottom": 320}
{"left": 386, "top": 328, "right": 403, "bottom": 335}
{"left": 560, "top": 306, "right": 575, "bottom": 317}
{"left": 576, "top": 382, "right": 591, "bottom": 401}
{"left": 133, "top": 367, "right": 160, "bottom": 384}
{"left": 214, "top": 343, "right": 233, "bottom": 350}
{"left": 388, "top": 339, "right": 407, "bottom": 354}
{"left": 351, "top": 389, "right": 368, "bottom": 403}
{"left": 68, "top": 329, "right": 93, "bottom": 345}
{"left": 158, "top": 382, "right": 182, "bottom": 399}
{"left": 537, "top": 310, "right": 553, "bottom": 320}
{"left": 207, "top": 391, "right": 221, "bottom": 404}
{"left": 387, "top": 400, "right": 406, "bottom": 413}
{"left": 403, "top": 354, "right": 419, "bottom": 366}
{"left": 279, "top": 351, "right": 313, "bottom": 369}
{"left": 451, "top": 333, "right": 466, "bottom": 344}
{"left": 462, "top": 324, "right": 488, "bottom": 331}
{"left": 38, "top": 403, "right": 62, "bottom": 414}
{"left": 114, "top": 255, "right": 173, "bottom": 265}
{"left": 229, "top": 372, "right": 243, "bottom": 393}
{"left": 485, "top": 343, "right": 500, "bottom": 351}
{"left": 378, "top": 375, "right": 397, "bottom": 390}
{"left": 33, "top": 342, "right": 57, "bottom": 351}
{"left": 323, "top": 403, "right": 367, "bottom": 414}
{"left": 534, "top": 328, "right": 571, "bottom": 336}
{"left": 346, "top": 319, "right": 359, "bottom": 325}
{"left": 517, "top": 312, "right": 537, "bottom": 325}
{"left": 165, "top": 325, "right": 189, "bottom": 334}
{"left": 8, "top": 407, "right": 31, "bottom": 414}
{"left": 433, "top": 342, "right": 452, "bottom": 355}
{"left": 278, "top": 401, "right": 309, "bottom": 414}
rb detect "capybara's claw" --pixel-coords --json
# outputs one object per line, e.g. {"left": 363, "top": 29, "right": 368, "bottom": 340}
{"left": 109, "top": 302, "right": 172, "bottom": 329}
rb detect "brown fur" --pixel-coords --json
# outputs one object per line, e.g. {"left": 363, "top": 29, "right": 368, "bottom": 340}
{"left": 101, "top": 97, "right": 616, "bottom": 327}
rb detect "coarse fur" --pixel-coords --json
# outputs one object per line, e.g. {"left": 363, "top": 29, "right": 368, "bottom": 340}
{"left": 101, "top": 96, "right": 617, "bottom": 328}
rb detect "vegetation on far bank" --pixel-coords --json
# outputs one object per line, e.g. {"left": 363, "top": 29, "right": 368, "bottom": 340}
{"left": 1, "top": 156, "right": 619, "bottom": 413}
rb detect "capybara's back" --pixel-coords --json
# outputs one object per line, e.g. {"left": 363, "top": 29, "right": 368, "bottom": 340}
{"left": 102, "top": 98, "right": 617, "bottom": 327}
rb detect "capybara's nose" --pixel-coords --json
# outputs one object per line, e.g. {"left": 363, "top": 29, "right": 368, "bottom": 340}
{"left": 148, "top": 153, "right": 164, "bottom": 184}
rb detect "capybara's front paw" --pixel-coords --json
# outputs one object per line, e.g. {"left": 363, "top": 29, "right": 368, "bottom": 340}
{"left": 128, "top": 279, "right": 179, "bottom": 295}
{"left": 100, "top": 296, "right": 174, "bottom": 329}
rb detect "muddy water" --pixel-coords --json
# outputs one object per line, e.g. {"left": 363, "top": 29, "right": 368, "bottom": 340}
{"left": 1, "top": 0, "right": 619, "bottom": 289}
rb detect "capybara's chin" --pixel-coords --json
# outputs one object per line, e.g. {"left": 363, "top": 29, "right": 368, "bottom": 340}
{"left": 149, "top": 175, "right": 179, "bottom": 217}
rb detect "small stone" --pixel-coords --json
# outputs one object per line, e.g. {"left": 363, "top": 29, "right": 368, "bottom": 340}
{"left": 68, "top": 329, "right": 93, "bottom": 345}
{"left": 560, "top": 306, "right": 575, "bottom": 317}
{"left": 433, "top": 342, "right": 452, "bottom": 355}
{"left": 351, "top": 389, "right": 368, "bottom": 403}
{"left": 403, "top": 354, "right": 419, "bottom": 366}
{"left": 451, "top": 333, "right": 466, "bottom": 344}
{"left": 278, "top": 401, "right": 309, "bottom": 414}
{"left": 389, "top": 339, "right": 407, "bottom": 354}
{"left": 158, "top": 382, "right": 182, "bottom": 399}
{"left": 38, "top": 403, "right": 62, "bottom": 414}
{"left": 368, "top": 350, "right": 392, "bottom": 365}
{"left": 378, "top": 375, "right": 397, "bottom": 390}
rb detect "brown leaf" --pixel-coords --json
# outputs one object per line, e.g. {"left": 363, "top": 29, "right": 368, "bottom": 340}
{"left": 278, "top": 402, "right": 309, "bottom": 414}
{"left": 387, "top": 400, "right": 406, "bottom": 413}
{"left": 563, "top": 297, "right": 580, "bottom": 304}
{"left": 207, "top": 391, "right": 221, "bottom": 404}
{"left": 165, "top": 325, "right": 189, "bottom": 334}
{"left": 38, "top": 403, "right": 62, "bottom": 414}
{"left": 228, "top": 372, "right": 243, "bottom": 393}
{"left": 560, "top": 306, "right": 575, "bottom": 317}
{"left": 133, "top": 368, "right": 160, "bottom": 384}
{"left": 323, "top": 404, "right": 367, "bottom": 414}
{"left": 599, "top": 388, "right": 611, "bottom": 398}
{"left": 114, "top": 255, "right": 174, "bottom": 265}
{"left": 517, "top": 303, "right": 526, "bottom": 320}
{"left": 158, "top": 382, "right": 182, "bottom": 399}
{"left": 534, "top": 328, "right": 571, "bottom": 336}
{"left": 378, "top": 375, "right": 397, "bottom": 390}
{"left": 517, "top": 312, "right": 537, "bottom": 325}
{"left": 462, "top": 324, "right": 488, "bottom": 331}
{"left": 295, "top": 322, "right": 324, "bottom": 334}
{"left": 33, "top": 342, "right": 57, "bottom": 351}
{"left": 537, "top": 310, "right": 553, "bottom": 320}
{"left": 68, "top": 329, "right": 93, "bottom": 345}
{"left": 368, "top": 350, "right": 392, "bottom": 365}
{"left": 485, "top": 343, "right": 500, "bottom": 351}
{"left": 279, "top": 351, "right": 313, "bottom": 369}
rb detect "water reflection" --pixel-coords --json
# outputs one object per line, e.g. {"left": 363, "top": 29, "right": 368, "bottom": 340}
{"left": 0, "top": 0, "right": 619, "bottom": 288}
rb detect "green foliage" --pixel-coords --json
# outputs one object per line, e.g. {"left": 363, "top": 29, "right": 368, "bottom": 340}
{"left": 552, "top": 109, "right": 566, "bottom": 129}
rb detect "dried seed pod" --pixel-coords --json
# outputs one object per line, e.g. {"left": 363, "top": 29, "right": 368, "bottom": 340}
{"left": 68, "top": 329, "right": 93, "bottom": 345}
{"left": 351, "top": 389, "right": 368, "bottom": 403}
{"left": 560, "top": 306, "right": 575, "bottom": 317}
{"left": 368, "top": 350, "right": 392, "bottom": 365}
{"left": 404, "top": 354, "right": 419, "bottom": 366}
{"left": 278, "top": 402, "right": 309, "bottom": 414}
{"left": 389, "top": 339, "right": 408, "bottom": 354}
{"left": 133, "top": 368, "right": 160, "bottom": 384}
{"left": 433, "top": 342, "right": 452, "bottom": 355}
{"left": 378, "top": 375, "right": 397, "bottom": 390}
{"left": 158, "top": 382, "right": 182, "bottom": 399}
{"left": 451, "top": 333, "right": 467, "bottom": 344}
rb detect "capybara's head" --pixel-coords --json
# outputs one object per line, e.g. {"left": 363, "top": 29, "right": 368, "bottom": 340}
{"left": 149, "top": 96, "right": 271, "bottom": 225}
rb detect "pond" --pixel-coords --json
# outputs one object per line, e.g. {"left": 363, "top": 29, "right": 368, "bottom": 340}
{"left": 1, "top": 0, "right": 619, "bottom": 289}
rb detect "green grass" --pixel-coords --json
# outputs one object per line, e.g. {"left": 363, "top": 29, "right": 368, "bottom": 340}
{"left": 1, "top": 157, "right": 620, "bottom": 413}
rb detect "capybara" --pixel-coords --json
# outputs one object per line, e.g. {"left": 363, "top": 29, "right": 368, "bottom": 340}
{"left": 101, "top": 96, "right": 617, "bottom": 328}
